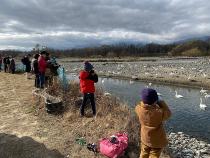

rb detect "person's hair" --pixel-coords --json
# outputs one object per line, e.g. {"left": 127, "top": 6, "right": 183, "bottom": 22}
{"left": 40, "top": 50, "right": 47, "bottom": 55}
{"left": 46, "top": 52, "right": 50, "bottom": 56}
{"left": 34, "top": 54, "right": 40, "bottom": 59}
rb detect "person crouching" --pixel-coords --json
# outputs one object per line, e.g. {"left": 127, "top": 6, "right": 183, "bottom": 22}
{"left": 79, "top": 61, "right": 98, "bottom": 117}
{"left": 135, "top": 88, "right": 171, "bottom": 158}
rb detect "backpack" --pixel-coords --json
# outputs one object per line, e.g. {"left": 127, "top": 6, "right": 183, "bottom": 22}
{"left": 99, "top": 132, "right": 128, "bottom": 158}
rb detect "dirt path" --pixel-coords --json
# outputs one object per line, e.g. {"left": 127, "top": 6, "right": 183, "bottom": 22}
{"left": 0, "top": 73, "right": 63, "bottom": 158}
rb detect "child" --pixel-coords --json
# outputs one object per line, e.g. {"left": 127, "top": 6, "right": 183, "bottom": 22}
{"left": 79, "top": 61, "right": 98, "bottom": 117}
{"left": 135, "top": 88, "right": 171, "bottom": 158}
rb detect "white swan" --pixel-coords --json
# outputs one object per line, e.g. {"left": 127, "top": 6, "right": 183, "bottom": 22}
{"left": 200, "top": 88, "right": 208, "bottom": 94}
{"left": 204, "top": 93, "right": 210, "bottom": 98}
{"left": 148, "top": 83, "right": 152, "bottom": 86}
{"left": 129, "top": 80, "right": 134, "bottom": 84}
{"left": 199, "top": 98, "right": 207, "bottom": 110}
{"left": 175, "top": 91, "right": 183, "bottom": 98}
{"left": 203, "top": 73, "right": 207, "bottom": 78}
{"left": 104, "top": 92, "right": 111, "bottom": 96}
{"left": 157, "top": 92, "right": 162, "bottom": 96}
{"left": 101, "top": 79, "right": 105, "bottom": 84}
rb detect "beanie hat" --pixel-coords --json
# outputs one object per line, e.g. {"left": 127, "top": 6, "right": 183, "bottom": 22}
{"left": 84, "top": 61, "right": 93, "bottom": 71}
{"left": 141, "top": 88, "right": 158, "bottom": 105}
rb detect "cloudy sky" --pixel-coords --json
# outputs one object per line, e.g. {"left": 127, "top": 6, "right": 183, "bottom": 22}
{"left": 0, "top": 0, "right": 210, "bottom": 50}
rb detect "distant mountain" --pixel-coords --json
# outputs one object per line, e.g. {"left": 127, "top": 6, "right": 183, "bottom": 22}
{"left": 169, "top": 40, "right": 210, "bottom": 56}
{"left": 174, "top": 36, "right": 210, "bottom": 44}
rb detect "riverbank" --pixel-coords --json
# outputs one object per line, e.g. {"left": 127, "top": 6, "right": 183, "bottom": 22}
{"left": 0, "top": 73, "right": 172, "bottom": 158}
{"left": 62, "top": 57, "right": 210, "bottom": 90}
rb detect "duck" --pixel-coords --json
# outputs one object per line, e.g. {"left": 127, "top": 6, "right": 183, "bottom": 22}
{"left": 200, "top": 88, "right": 208, "bottom": 94}
{"left": 199, "top": 98, "right": 207, "bottom": 110}
{"left": 175, "top": 91, "right": 183, "bottom": 98}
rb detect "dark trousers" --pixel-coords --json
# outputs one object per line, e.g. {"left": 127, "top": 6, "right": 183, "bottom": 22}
{"left": 80, "top": 93, "right": 96, "bottom": 116}
{"left": 4, "top": 64, "right": 7, "bottom": 72}
{"left": 39, "top": 73, "right": 45, "bottom": 88}
{"left": 35, "top": 74, "right": 40, "bottom": 88}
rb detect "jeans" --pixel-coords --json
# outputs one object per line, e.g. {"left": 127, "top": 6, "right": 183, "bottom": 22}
{"left": 80, "top": 93, "right": 96, "bottom": 116}
{"left": 39, "top": 73, "right": 45, "bottom": 88}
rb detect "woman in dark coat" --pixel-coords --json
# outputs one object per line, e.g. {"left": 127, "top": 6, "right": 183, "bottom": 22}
{"left": 22, "top": 54, "right": 31, "bottom": 79}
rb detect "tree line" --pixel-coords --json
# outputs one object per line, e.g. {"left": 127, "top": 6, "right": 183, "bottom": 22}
{"left": 1, "top": 39, "right": 210, "bottom": 58}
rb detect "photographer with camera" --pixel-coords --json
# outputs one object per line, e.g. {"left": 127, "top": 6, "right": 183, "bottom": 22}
{"left": 79, "top": 61, "right": 98, "bottom": 118}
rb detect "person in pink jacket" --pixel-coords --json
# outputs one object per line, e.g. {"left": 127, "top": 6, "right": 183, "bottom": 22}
{"left": 38, "top": 51, "right": 47, "bottom": 88}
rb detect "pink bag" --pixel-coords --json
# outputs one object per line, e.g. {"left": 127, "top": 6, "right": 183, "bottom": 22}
{"left": 99, "top": 132, "right": 128, "bottom": 158}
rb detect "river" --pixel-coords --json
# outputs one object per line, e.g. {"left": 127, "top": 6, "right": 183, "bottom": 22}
{"left": 67, "top": 73, "right": 210, "bottom": 143}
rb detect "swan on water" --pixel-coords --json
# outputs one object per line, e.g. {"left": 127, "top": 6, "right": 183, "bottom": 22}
{"left": 104, "top": 92, "right": 111, "bottom": 96}
{"left": 157, "top": 92, "right": 162, "bottom": 96}
{"left": 148, "top": 83, "right": 152, "bottom": 86}
{"left": 199, "top": 98, "right": 207, "bottom": 110}
{"left": 175, "top": 91, "right": 183, "bottom": 98}
{"left": 200, "top": 88, "right": 208, "bottom": 94}
{"left": 101, "top": 79, "right": 105, "bottom": 84}
{"left": 129, "top": 80, "right": 134, "bottom": 84}
{"left": 204, "top": 93, "right": 210, "bottom": 98}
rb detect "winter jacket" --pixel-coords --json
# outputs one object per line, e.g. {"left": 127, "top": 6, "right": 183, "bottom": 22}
{"left": 79, "top": 70, "right": 98, "bottom": 93}
{"left": 135, "top": 101, "right": 171, "bottom": 148}
{"left": 38, "top": 56, "right": 47, "bottom": 73}
{"left": 32, "top": 59, "right": 39, "bottom": 74}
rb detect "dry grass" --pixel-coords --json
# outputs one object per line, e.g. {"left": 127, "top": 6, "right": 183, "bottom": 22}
{"left": 41, "top": 81, "right": 141, "bottom": 157}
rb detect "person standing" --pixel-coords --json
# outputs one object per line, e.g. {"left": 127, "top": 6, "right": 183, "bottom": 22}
{"left": 79, "top": 61, "right": 98, "bottom": 118}
{"left": 32, "top": 54, "right": 40, "bottom": 88}
{"left": 45, "top": 52, "right": 52, "bottom": 87}
{"left": 38, "top": 51, "right": 47, "bottom": 89}
{"left": 3, "top": 57, "right": 7, "bottom": 72}
{"left": 10, "top": 57, "right": 15, "bottom": 74}
{"left": 135, "top": 88, "right": 171, "bottom": 158}
{"left": 0, "top": 55, "right": 2, "bottom": 71}
{"left": 6, "top": 57, "right": 11, "bottom": 73}
{"left": 21, "top": 54, "right": 32, "bottom": 79}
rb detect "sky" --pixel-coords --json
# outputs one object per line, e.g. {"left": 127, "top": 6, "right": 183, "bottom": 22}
{"left": 0, "top": 0, "right": 210, "bottom": 50}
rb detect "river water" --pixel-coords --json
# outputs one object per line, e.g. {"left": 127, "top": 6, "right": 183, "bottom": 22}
{"left": 67, "top": 74, "right": 210, "bottom": 143}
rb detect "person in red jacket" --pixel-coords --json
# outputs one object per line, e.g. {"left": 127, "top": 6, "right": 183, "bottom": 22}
{"left": 38, "top": 51, "right": 47, "bottom": 88}
{"left": 79, "top": 61, "right": 98, "bottom": 117}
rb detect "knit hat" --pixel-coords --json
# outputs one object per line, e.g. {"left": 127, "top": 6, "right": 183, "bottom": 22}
{"left": 84, "top": 61, "right": 93, "bottom": 71}
{"left": 141, "top": 88, "right": 158, "bottom": 105}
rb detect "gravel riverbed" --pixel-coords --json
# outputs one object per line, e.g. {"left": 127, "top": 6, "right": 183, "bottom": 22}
{"left": 62, "top": 57, "right": 210, "bottom": 89}
{"left": 168, "top": 132, "right": 210, "bottom": 158}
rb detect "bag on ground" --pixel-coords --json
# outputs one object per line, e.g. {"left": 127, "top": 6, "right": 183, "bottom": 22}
{"left": 99, "top": 132, "right": 128, "bottom": 158}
